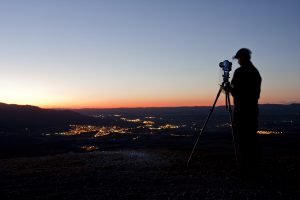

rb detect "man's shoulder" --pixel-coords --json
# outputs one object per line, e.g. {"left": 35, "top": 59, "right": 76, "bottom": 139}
{"left": 234, "top": 66, "right": 243, "bottom": 73}
{"left": 233, "top": 64, "right": 261, "bottom": 80}
{"left": 233, "top": 66, "right": 244, "bottom": 76}
{"left": 240, "top": 62, "right": 260, "bottom": 73}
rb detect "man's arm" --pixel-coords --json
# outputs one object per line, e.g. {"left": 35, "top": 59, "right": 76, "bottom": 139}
{"left": 223, "top": 69, "right": 239, "bottom": 96}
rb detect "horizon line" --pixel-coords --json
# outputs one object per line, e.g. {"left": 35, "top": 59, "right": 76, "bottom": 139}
{"left": 46, "top": 102, "right": 300, "bottom": 110}
{"left": 1, "top": 102, "right": 300, "bottom": 110}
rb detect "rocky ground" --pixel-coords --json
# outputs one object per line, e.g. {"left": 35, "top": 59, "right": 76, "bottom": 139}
{"left": 0, "top": 133, "right": 299, "bottom": 200}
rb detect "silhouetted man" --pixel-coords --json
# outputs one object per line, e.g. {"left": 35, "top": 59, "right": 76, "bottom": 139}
{"left": 225, "top": 48, "right": 262, "bottom": 174}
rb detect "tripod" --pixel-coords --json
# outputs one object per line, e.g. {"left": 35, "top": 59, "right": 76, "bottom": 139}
{"left": 187, "top": 81, "right": 239, "bottom": 167}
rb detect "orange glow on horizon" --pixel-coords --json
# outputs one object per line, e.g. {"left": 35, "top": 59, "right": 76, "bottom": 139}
{"left": 37, "top": 96, "right": 282, "bottom": 109}
{"left": 2, "top": 93, "right": 298, "bottom": 109}
{"left": 40, "top": 98, "right": 215, "bottom": 109}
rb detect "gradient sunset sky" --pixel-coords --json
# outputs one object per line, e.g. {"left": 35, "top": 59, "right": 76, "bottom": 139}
{"left": 0, "top": 0, "right": 299, "bottom": 108}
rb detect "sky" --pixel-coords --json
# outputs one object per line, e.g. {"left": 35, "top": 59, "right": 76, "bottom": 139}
{"left": 0, "top": 0, "right": 299, "bottom": 108}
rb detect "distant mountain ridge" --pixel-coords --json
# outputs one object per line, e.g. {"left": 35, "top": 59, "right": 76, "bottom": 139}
{"left": 0, "top": 103, "right": 96, "bottom": 131}
{"left": 1, "top": 103, "right": 299, "bottom": 132}
{"left": 73, "top": 104, "right": 300, "bottom": 116}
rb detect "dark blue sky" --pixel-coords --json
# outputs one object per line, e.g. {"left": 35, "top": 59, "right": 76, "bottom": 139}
{"left": 0, "top": 0, "right": 299, "bottom": 108}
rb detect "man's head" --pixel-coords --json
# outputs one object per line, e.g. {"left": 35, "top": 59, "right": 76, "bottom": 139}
{"left": 233, "top": 48, "right": 251, "bottom": 65}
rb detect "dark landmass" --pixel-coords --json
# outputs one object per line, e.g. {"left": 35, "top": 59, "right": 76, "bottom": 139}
{"left": 0, "top": 132, "right": 299, "bottom": 200}
{"left": 0, "top": 102, "right": 123, "bottom": 133}
{"left": 0, "top": 103, "right": 299, "bottom": 199}
{"left": 0, "top": 103, "right": 95, "bottom": 131}
{"left": 0, "top": 103, "right": 299, "bottom": 158}
{"left": 1, "top": 102, "right": 299, "bottom": 134}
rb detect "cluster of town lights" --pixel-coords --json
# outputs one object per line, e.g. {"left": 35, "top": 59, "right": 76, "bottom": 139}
{"left": 257, "top": 130, "right": 283, "bottom": 135}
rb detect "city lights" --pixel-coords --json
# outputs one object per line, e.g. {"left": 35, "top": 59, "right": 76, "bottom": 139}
{"left": 257, "top": 130, "right": 283, "bottom": 135}
{"left": 62, "top": 125, "right": 131, "bottom": 137}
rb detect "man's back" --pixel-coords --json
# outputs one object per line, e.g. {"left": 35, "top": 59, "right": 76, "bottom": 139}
{"left": 231, "top": 61, "right": 261, "bottom": 109}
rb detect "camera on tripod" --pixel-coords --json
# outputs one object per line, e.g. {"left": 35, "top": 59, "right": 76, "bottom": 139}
{"left": 219, "top": 60, "right": 232, "bottom": 84}
{"left": 187, "top": 59, "right": 237, "bottom": 166}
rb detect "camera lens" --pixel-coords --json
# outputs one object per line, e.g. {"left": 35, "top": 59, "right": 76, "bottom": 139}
{"left": 219, "top": 62, "right": 224, "bottom": 68}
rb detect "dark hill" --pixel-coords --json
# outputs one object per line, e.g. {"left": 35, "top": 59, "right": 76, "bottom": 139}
{"left": 0, "top": 103, "right": 96, "bottom": 131}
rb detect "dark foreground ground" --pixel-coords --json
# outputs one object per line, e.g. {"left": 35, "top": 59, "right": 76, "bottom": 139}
{"left": 0, "top": 132, "right": 299, "bottom": 200}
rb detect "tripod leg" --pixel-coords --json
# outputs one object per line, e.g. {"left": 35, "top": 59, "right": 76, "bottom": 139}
{"left": 187, "top": 85, "right": 223, "bottom": 167}
{"left": 226, "top": 92, "right": 239, "bottom": 168}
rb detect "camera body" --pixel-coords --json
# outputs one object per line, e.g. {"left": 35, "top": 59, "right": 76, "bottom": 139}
{"left": 219, "top": 60, "right": 232, "bottom": 83}
{"left": 219, "top": 60, "right": 232, "bottom": 72}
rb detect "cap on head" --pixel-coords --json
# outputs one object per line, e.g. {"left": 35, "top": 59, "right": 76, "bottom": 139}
{"left": 233, "top": 48, "right": 252, "bottom": 60}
